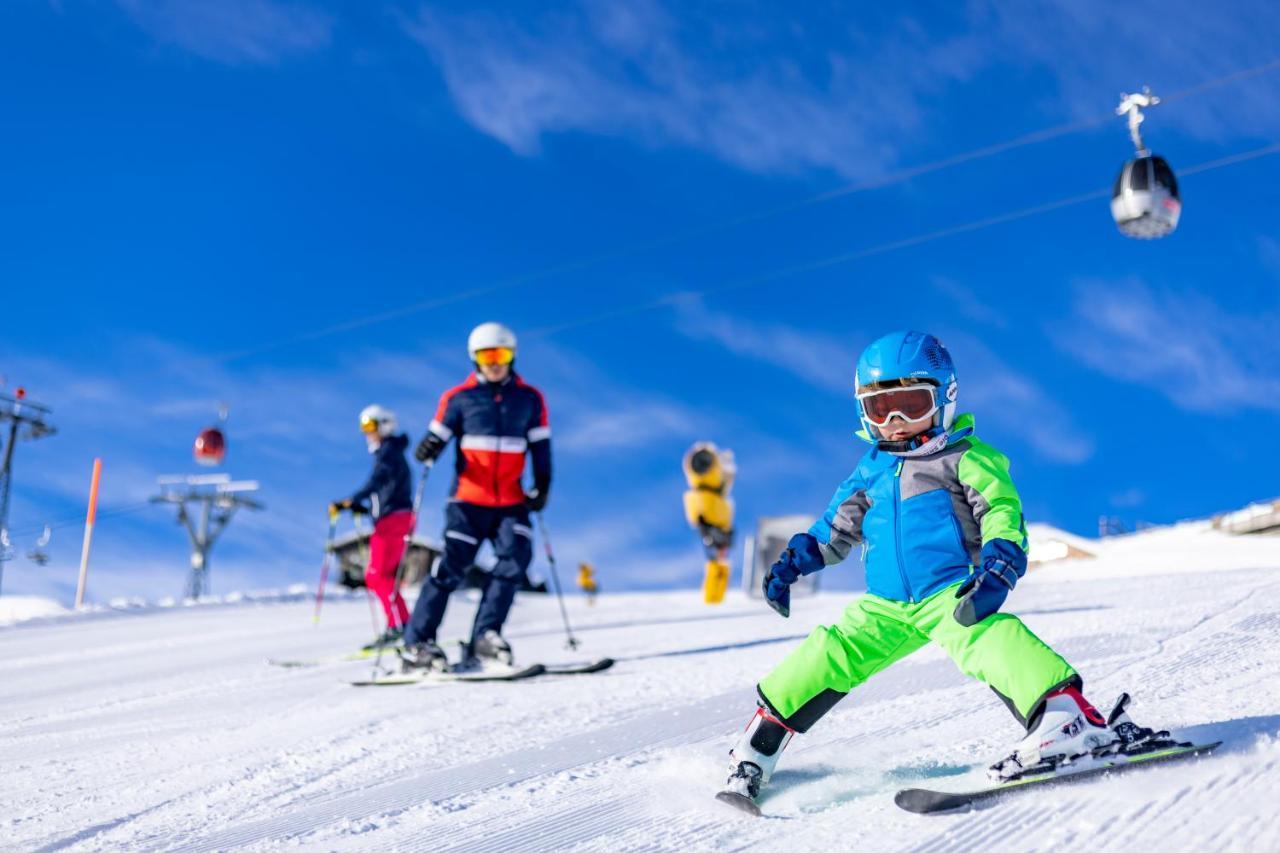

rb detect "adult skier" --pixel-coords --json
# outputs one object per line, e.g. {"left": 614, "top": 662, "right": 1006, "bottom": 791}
{"left": 720, "top": 331, "right": 1159, "bottom": 809}
{"left": 330, "top": 405, "right": 414, "bottom": 647}
{"left": 400, "top": 322, "right": 552, "bottom": 671}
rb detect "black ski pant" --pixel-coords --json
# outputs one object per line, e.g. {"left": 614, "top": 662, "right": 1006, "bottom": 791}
{"left": 405, "top": 501, "right": 534, "bottom": 647}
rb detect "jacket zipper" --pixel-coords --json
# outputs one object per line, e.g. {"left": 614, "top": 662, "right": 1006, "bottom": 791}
{"left": 893, "top": 459, "right": 913, "bottom": 603}
{"left": 492, "top": 385, "right": 503, "bottom": 504}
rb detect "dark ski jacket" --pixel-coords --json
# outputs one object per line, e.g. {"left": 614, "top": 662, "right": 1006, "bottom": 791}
{"left": 347, "top": 433, "right": 413, "bottom": 520}
{"left": 426, "top": 371, "right": 552, "bottom": 507}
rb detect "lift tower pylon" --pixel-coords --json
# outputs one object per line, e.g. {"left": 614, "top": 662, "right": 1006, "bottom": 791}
{"left": 0, "top": 389, "right": 57, "bottom": 596}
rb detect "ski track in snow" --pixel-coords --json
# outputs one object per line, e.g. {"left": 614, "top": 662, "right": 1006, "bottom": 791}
{"left": 4, "top": 566, "right": 1280, "bottom": 851}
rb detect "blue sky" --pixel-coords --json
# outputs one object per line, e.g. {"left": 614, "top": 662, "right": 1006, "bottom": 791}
{"left": 3, "top": 0, "right": 1280, "bottom": 603}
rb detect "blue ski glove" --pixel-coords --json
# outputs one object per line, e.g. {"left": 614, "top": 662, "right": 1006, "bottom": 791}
{"left": 953, "top": 539, "right": 1028, "bottom": 627}
{"left": 762, "top": 533, "right": 824, "bottom": 618}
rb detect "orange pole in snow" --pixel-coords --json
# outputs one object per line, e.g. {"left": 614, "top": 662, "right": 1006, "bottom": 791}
{"left": 75, "top": 458, "right": 102, "bottom": 609}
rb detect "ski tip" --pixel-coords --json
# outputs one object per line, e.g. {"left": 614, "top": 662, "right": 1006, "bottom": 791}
{"left": 570, "top": 657, "right": 615, "bottom": 673}
{"left": 894, "top": 788, "right": 971, "bottom": 814}
{"left": 349, "top": 677, "right": 421, "bottom": 687}
{"left": 537, "top": 657, "right": 616, "bottom": 675}
{"left": 715, "top": 790, "right": 762, "bottom": 817}
{"left": 1181, "top": 740, "right": 1224, "bottom": 757}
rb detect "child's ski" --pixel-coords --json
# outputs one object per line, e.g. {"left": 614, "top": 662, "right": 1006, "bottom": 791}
{"left": 895, "top": 739, "right": 1222, "bottom": 814}
{"left": 714, "top": 790, "right": 762, "bottom": 816}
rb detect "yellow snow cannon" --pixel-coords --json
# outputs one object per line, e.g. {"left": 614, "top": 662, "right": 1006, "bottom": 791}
{"left": 577, "top": 562, "right": 599, "bottom": 605}
{"left": 683, "top": 442, "right": 735, "bottom": 604}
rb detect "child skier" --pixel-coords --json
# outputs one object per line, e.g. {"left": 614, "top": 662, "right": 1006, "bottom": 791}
{"left": 331, "top": 405, "right": 414, "bottom": 649}
{"left": 721, "top": 331, "right": 1156, "bottom": 808}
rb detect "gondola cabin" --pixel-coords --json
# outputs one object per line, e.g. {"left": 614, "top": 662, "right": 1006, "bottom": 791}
{"left": 193, "top": 426, "right": 226, "bottom": 467}
{"left": 1111, "top": 154, "right": 1180, "bottom": 239}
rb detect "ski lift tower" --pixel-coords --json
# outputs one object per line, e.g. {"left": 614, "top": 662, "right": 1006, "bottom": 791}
{"left": 152, "top": 474, "right": 263, "bottom": 599}
{"left": 0, "top": 389, "right": 57, "bottom": 596}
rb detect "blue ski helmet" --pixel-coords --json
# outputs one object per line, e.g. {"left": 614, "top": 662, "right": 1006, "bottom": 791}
{"left": 855, "top": 331, "right": 958, "bottom": 441}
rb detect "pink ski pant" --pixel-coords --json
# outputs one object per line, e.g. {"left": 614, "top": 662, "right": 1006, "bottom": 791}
{"left": 367, "top": 510, "right": 413, "bottom": 628}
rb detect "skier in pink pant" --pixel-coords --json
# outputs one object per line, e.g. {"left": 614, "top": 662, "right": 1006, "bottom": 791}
{"left": 331, "top": 405, "right": 415, "bottom": 648}
{"left": 366, "top": 509, "right": 412, "bottom": 632}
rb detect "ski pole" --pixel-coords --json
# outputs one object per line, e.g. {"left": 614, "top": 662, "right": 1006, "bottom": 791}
{"left": 534, "top": 512, "right": 579, "bottom": 650}
{"left": 373, "top": 461, "right": 433, "bottom": 675}
{"left": 313, "top": 507, "right": 339, "bottom": 625}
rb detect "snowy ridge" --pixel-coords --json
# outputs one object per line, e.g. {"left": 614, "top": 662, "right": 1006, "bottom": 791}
{"left": 4, "top": 532, "right": 1280, "bottom": 850}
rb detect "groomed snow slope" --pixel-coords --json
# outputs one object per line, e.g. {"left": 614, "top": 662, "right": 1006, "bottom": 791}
{"left": 4, "top": 528, "right": 1280, "bottom": 852}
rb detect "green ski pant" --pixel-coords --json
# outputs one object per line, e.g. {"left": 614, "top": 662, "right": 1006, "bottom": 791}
{"left": 758, "top": 583, "right": 1077, "bottom": 732}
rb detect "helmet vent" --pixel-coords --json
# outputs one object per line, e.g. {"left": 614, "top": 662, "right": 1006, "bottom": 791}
{"left": 923, "top": 342, "right": 947, "bottom": 370}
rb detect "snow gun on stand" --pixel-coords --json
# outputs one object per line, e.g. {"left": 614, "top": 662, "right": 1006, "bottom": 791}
{"left": 577, "top": 562, "right": 599, "bottom": 606}
{"left": 683, "top": 442, "right": 735, "bottom": 604}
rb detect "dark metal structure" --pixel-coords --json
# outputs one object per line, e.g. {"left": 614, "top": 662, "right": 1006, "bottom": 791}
{"left": 0, "top": 390, "right": 57, "bottom": 595}
{"left": 152, "top": 474, "right": 263, "bottom": 599}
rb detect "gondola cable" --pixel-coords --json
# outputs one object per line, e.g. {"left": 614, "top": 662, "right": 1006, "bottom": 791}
{"left": 211, "top": 58, "right": 1280, "bottom": 363}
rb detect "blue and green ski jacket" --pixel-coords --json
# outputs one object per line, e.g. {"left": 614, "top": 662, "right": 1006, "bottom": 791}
{"left": 809, "top": 413, "right": 1027, "bottom": 603}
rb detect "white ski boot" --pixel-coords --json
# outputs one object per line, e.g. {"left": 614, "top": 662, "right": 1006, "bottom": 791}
{"left": 471, "top": 630, "right": 514, "bottom": 666}
{"left": 718, "top": 706, "right": 795, "bottom": 813}
{"left": 398, "top": 640, "right": 449, "bottom": 673}
{"left": 990, "top": 685, "right": 1116, "bottom": 781}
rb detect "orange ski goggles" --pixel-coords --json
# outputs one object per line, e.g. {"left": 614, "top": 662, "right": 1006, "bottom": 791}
{"left": 473, "top": 347, "right": 515, "bottom": 366}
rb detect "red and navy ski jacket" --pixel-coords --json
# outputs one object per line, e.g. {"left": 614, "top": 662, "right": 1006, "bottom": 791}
{"left": 426, "top": 372, "right": 552, "bottom": 507}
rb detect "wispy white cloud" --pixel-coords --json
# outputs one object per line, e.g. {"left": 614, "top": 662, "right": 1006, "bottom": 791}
{"left": 555, "top": 402, "right": 700, "bottom": 454}
{"left": 1258, "top": 236, "right": 1280, "bottom": 277}
{"left": 1110, "top": 487, "right": 1147, "bottom": 509}
{"left": 945, "top": 334, "right": 1096, "bottom": 465}
{"left": 667, "top": 298, "right": 1091, "bottom": 465}
{"left": 670, "top": 293, "right": 859, "bottom": 395}
{"left": 1053, "top": 276, "right": 1280, "bottom": 414}
{"left": 402, "top": 2, "right": 989, "bottom": 180}
{"left": 115, "top": 0, "right": 333, "bottom": 65}
{"left": 976, "top": 0, "right": 1280, "bottom": 142}
{"left": 403, "top": 1, "right": 1280, "bottom": 180}
{"left": 521, "top": 338, "right": 715, "bottom": 456}
{"left": 931, "top": 277, "right": 1009, "bottom": 330}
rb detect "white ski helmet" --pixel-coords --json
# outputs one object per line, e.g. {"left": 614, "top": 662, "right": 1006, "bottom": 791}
{"left": 467, "top": 322, "right": 518, "bottom": 361}
{"left": 359, "top": 404, "right": 398, "bottom": 438}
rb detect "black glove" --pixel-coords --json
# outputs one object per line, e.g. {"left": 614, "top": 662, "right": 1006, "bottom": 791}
{"left": 329, "top": 499, "right": 367, "bottom": 517}
{"left": 524, "top": 487, "right": 549, "bottom": 512}
{"left": 415, "top": 433, "right": 446, "bottom": 463}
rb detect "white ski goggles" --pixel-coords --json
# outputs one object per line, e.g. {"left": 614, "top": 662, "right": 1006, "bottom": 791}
{"left": 856, "top": 384, "right": 939, "bottom": 427}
